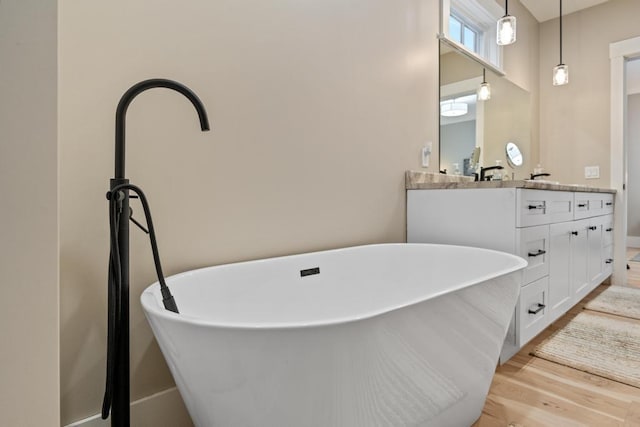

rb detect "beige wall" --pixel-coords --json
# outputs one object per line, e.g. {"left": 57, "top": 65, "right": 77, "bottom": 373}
{"left": 0, "top": 0, "right": 59, "bottom": 425}
{"left": 59, "top": 0, "right": 440, "bottom": 423}
{"left": 539, "top": 0, "right": 640, "bottom": 186}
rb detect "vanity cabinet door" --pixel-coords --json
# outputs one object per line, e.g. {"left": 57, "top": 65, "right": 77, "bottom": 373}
{"left": 603, "top": 214, "right": 614, "bottom": 247}
{"left": 549, "top": 222, "right": 574, "bottom": 323}
{"left": 572, "top": 219, "right": 590, "bottom": 302}
{"left": 603, "top": 215, "right": 614, "bottom": 277}
{"left": 587, "top": 216, "right": 605, "bottom": 289}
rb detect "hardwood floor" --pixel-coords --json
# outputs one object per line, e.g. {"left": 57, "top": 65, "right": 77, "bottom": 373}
{"left": 474, "top": 252, "right": 640, "bottom": 426}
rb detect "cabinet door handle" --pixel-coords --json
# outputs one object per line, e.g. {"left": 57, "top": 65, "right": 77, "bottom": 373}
{"left": 528, "top": 249, "right": 547, "bottom": 257}
{"left": 577, "top": 203, "right": 587, "bottom": 208}
{"left": 571, "top": 231, "right": 579, "bottom": 236}
{"left": 606, "top": 259, "right": 613, "bottom": 264}
{"left": 528, "top": 204, "right": 545, "bottom": 210}
{"left": 606, "top": 228, "right": 613, "bottom": 232}
{"left": 528, "top": 303, "right": 546, "bottom": 315}
{"left": 588, "top": 226, "right": 597, "bottom": 231}
{"left": 606, "top": 202, "right": 613, "bottom": 206}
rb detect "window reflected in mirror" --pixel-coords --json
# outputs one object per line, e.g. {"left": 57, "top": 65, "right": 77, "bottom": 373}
{"left": 442, "top": 0, "right": 503, "bottom": 69}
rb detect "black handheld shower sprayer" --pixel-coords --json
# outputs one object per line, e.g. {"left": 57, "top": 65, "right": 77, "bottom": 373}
{"left": 102, "top": 79, "right": 210, "bottom": 425}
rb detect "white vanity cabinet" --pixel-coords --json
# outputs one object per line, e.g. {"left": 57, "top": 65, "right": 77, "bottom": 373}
{"left": 407, "top": 186, "right": 614, "bottom": 363}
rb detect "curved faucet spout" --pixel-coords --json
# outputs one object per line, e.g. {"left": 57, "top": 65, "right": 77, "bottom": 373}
{"left": 114, "top": 78, "right": 210, "bottom": 179}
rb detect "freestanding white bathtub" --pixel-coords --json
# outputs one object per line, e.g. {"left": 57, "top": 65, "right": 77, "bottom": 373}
{"left": 141, "top": 243, "right": 526, "bottom": 427}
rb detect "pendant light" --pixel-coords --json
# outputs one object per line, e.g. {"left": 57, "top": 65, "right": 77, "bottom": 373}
{"left": 497, "top": 0, "right": 516, "bottom": 46}
{"left": 553, "top": 0, "right": 569, "bottom": 86}
{"left": 478, "top": 68, "right": 491, "bottom": 101}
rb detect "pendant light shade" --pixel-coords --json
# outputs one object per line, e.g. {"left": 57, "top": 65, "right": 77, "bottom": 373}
{"left": 478, "top": 69, "right": 491, "bottom": 101}
{"left": 553, "top": 0, "right": 569, "bottom": 86}
{"left": 553, "top": 64, "right": 569, "bottom": 86}
{"left": 497, "top": 0, "right": 516, "bottom": 46}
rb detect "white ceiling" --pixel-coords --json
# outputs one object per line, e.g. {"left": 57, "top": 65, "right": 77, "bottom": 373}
{"left": 519, "top": 0, "right": 610, "bottom": 22}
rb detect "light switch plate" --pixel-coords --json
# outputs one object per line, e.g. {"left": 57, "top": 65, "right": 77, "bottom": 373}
{"left": 585, "top": 165, "right": 600, "bottom": 179}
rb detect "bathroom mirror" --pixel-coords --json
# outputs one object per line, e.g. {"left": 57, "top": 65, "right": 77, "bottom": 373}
{"left": 439, "top": 40, "right": 532, "bottom": 179}
{"left": 505, "top": 142, "right": 523, "bottom": 167}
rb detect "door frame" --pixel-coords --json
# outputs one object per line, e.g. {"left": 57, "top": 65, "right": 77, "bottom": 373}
{"left": 610, "top": 36, "right": 640, "bottom": 285}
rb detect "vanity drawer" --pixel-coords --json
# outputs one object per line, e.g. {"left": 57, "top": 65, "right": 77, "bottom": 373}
{"left": 516, "top": 225, "right": 550, "bottom": 284}
{"left": 574, "top": 192, "right": 614, "bottom": 219}
{"left": 517, "top": 189, "right": 573, "bottom": 227}
{"left": 518, "top": 276, "right": 550, "bottom": 346}
{"left": 603, "top": 193, "right": 614, "bottom": 215}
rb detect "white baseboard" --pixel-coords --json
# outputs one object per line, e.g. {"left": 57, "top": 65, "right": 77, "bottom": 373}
{"left": 65, "top": 387, "right": 192, "bottom": 427}
{"left": 627, "top": 236, "right": 640, "bottom": 248}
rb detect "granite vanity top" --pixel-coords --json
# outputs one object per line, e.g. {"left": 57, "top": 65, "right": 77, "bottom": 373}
{"left": 405, "top": 171, "right": 616, "bottom": 194}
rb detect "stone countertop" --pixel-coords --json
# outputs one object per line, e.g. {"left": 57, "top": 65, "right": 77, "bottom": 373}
{"left": 405, "top": 171, "right": 616, "bottom": 194}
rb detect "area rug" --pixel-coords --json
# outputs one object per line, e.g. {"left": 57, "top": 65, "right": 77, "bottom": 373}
{"left": 531, "top": 311, "right": 640, "bottom": 388}
{"left": 583, "top": 285, "right": 640, "bottom": 320}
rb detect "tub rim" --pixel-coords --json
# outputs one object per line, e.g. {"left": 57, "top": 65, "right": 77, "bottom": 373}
{"left": 140, "top": 243, "right": 527, "bottom": 330}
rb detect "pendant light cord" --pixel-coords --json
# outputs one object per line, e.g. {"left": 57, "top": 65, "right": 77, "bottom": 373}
{"left": 559, "top": 0, "right": 563, "bottom": 64}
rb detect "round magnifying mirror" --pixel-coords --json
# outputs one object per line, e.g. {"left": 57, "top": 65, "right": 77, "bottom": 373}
{"left": 505, "top": 142, "right": 523, "bottom": 167}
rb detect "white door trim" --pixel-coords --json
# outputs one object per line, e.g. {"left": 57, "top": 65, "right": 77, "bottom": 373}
{"left": 610, "top": 36, "right": 640, "bottom": 285}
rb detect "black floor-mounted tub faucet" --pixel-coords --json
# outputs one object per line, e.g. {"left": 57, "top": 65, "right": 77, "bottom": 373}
{"left": 102, "top": 78, "right": 210, "bottom": 426}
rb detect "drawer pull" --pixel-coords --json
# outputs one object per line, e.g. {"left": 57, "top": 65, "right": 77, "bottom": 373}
{"left": 606, "top": 259, "right": 613, "bottom": 264}
{"left": 528, "top": 204, "right": 545, "bottom": 210}
{"left": 606, "top": 202, "right": 613, "bottom": 206}
{"left": 528, "top": 249, "right": 547, "bottom": 257}
{"left": 577, "top": 203, "right": 587, "bottom": 208}
{"left": 528, "top": 303, "right": 546, "bottom": 315}
{"left": 588, "top": 226, "right": 597, "bottom": 231}
{"left": 571, "top": 231, "right": 579, "bottom": 236}
{"left": 606, "top": 228, "right": 613, "bottom": 232}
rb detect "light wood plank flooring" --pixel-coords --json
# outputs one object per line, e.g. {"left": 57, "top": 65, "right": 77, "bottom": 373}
{"left": 474, "top": 251, "right": 640, "bottom": 426}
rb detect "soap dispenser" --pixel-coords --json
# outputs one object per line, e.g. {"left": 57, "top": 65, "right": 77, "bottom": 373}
{"left": 492, "top": 160, "right": 502, "bottom": 181}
